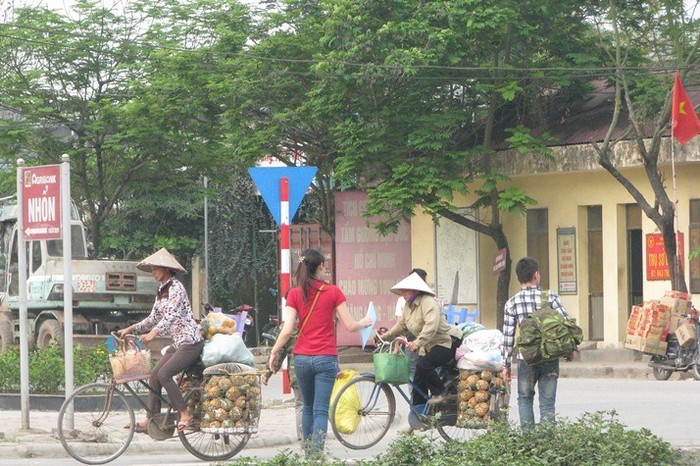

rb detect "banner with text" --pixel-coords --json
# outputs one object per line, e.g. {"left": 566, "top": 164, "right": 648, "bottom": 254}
{"left": 335, "top": 191, "right": 412, "bottom": 346}
{"left": 646, "top": 233, "right": 684, "bottom": 281}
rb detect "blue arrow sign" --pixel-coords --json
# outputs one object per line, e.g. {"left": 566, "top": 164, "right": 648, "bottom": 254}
{"left": 248, "top": 166, "right": 318, "bottom": 226}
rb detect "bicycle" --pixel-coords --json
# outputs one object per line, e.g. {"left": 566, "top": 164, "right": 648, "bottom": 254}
{"left": 57, "top": 334, "right": 256, "bottom": 465}
{"left": 329, "top": 340, "right": 509, "bottom": 449}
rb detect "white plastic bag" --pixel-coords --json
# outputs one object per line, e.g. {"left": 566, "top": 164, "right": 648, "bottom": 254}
{"left": 455, "top": 329, "right": 504, "bottom": 371}
{"left": 201, "top": 333, "right": 255, "bottom": 367}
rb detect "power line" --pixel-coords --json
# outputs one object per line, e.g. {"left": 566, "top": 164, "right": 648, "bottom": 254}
{"left": 0, "top": 22, "right": 691, "bottom": 79}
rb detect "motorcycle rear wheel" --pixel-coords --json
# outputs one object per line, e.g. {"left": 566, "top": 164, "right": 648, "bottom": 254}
{"left": 652, "top": 366, "right": 672, "bottom": 381}
{"left": 692, "top": 364, "right": 700, "bottom": 381}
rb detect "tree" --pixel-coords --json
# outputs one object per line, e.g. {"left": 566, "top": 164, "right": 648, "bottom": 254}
{"left": 587, "top": 0, "right": 700, "bottom": 292}
{"left": 303, "top": 0, "right": 599, "bottom": 325}
{"left": 216, "top": 0, "right": 346, "bottom": 241}
{"left": 0, "top": 0, "right": 252, "bottom": 259}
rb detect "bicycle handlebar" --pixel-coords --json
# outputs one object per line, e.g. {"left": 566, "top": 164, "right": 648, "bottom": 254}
{"left": 111, "top": 331, "right": 138, "bottom": 344}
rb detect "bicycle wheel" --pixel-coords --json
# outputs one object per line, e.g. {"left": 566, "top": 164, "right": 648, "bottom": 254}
{"left": 178, "top": 387, "right": 250, "bottom": 461}
{"left": 330, "top": 375, "right": 396, "bottom": 449}
{"left": 435, "top": 377, "right": 482, "bottom": 442}
{"left": 57, "top": 382, "right": 135, "bottom": 465}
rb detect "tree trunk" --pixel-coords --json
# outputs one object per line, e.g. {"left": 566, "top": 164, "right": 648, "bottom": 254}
{"left": 662, "top": 218, "right": 688, "bottom": 293}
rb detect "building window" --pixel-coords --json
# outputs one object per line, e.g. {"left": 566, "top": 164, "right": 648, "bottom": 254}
{"left": 527, "top": 208, "right": 549, "bottom": 289}
{"left": 690, "top": 199, "right": 700, "bottom": 293}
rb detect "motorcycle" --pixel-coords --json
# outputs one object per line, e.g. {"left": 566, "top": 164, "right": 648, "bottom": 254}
{"left": 260, "top": 315, "right": 281, "bottom": 347}
{"left": 649, "top": 311, "right": 700, "bottom": 381}
{"left": 232, "top": 304, "right": 255, "bottom": 346}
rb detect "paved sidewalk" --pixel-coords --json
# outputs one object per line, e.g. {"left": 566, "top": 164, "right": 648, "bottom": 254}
{"left": 0, "top": 353, "right": 671, "bottom": 461}
{"left": 0, "top": 400, "right": 299, "bottom": 460}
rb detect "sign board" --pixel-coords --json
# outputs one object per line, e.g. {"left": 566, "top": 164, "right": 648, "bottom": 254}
{"left": 493, "top": 248, "right": 507, "bottom": 275}
{"left": 248, "top": 166, "right": 318, "bottom": 227}
{"left": 557, "top": 227, "right": 577, "bottom": 294}
{"left": 21, "top": 165, "right": 61, "bottom": 240}
{"left": 435, "top": 208, "right": 478, "bottom": 305}
{"left": 335, "top": 191, "right": 412, "bottom": 346}
{"left": 646, "top": 233, "right": 684, "bottom": 281}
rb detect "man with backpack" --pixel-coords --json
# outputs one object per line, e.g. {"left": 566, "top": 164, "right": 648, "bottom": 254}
{"left": 501, "top": 256, "right": 570, "bottom": 429}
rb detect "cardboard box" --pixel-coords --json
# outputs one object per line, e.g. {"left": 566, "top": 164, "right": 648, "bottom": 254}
{"left": 623, "top": 334, "right": 642, "bottom": 351}
{"left": 639, "top": 338, "right": 668, "bottom": 355}
{"left": 668, "top": 315, "right": 689, "bottom": 334}
{"left": 626, "top": 306, "right": 643, "bottom": 333}
{"left": 665, "top": 290, "right": 693, "bottom": 301}
{"left": 660, "top": 296, "right": 691, "bottom": 316}
{"left": 675, "top": 322, "right": 697, "bottom": 347}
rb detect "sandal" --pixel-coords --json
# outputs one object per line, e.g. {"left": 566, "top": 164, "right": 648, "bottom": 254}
{"left": 176, "top": 417, "right": 194, "bottom": 432}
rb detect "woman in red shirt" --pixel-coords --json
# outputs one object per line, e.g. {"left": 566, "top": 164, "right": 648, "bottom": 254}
{"left": 268, "top": 249, "right": 371, "bottom": 459}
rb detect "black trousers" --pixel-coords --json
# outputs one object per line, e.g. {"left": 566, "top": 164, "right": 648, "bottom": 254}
{"left": 148, "top": 340, "right": 204, "bottom": 414}
{"left": 412, "top": 336, "right": 460, "bottom": 406}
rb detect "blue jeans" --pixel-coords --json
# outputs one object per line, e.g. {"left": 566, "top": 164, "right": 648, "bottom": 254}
{"left": 293, "top": 354, "right": 339, "bottom": 457}
{"left": 516, "top": 358, "right": 559, "bottom": 429}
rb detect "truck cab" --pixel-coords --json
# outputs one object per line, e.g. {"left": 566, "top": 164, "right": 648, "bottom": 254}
{"left": 0, "top": 196, "right": 160, "bottom": 351}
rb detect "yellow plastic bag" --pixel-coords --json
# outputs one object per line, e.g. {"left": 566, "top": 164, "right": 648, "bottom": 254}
{"left": 332, "top": 369, "right": 361, "bottom": 434}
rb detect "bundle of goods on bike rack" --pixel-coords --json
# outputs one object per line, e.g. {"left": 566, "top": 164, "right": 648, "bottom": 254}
{"left": 624, "top": 290, "right": 694, "bottom": 355}
{"left": 198, "top": 363, "right": 262, "bottom": 434}
{"left": 455, "top": 369, "right": 508, "bottom": 429}
{"left": 453, "top": 324, "right": 509, "bottom": 429}
{"left": 200, "top": 311, "right": 256, "bottom": 367}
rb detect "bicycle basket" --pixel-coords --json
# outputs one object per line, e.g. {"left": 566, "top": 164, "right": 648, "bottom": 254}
{"left": 373, "top": 341, "right": 410, "bottom": 384}
{"left": 109, "top": 338, "right": 151, "bottom": 383}
{"left": 455, "top": 369, "right": 507, "bottom": 429}
{"left": 199, "top": 369, "right": 262, "bottom": 434}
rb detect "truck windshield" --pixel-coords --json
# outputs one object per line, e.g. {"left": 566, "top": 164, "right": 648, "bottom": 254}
{"left": 47, "top": 225, "right": 87, "bottom": 259}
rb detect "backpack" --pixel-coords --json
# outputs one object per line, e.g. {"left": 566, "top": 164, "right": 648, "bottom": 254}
{"left": 515, "top": 293, "right": 583, "bottom": 366}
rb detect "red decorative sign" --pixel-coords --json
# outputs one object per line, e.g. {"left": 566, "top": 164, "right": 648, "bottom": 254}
{"left": 646, "top": 233, "right": 684, "bottom": 281}
{"left": 334, "top": 191, "right": 412, "bottom": 346}
{"left": 21, "top": 165, "right": 61, "bottom": 240}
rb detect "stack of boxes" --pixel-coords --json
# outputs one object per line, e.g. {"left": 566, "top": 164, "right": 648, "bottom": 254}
{"left": 624, "top": 291, "right": 694, "bottom": 355}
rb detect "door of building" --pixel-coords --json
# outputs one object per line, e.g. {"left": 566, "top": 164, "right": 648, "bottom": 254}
{"left": 588, "top": 206, "right": 604, "bottom": 341}
{"left": 627, "top": 205, "right": 643, "bottom": 309}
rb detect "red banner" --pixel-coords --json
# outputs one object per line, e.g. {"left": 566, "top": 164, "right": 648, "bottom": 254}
{"left": 646, "top": 233, "right": 684, "bottom": 281}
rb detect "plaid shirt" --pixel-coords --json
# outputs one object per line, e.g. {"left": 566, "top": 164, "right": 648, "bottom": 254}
{"left": 501, "top": 286, "right": 569, "bottom": 367}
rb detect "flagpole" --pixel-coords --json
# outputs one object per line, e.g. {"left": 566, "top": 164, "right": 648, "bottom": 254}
{"left": 671, "top": 121, "right": 680, "bottom": 291}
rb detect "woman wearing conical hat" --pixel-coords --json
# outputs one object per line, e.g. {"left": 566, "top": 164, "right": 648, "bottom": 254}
{"left": 118, "top": 248, "right": 203, "bottom": 434}
{"left": 381, "top": 272, "right": 462, "bottom": 408}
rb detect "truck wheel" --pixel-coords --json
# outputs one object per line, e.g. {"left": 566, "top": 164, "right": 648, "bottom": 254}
{"left": 37, "top": 319, "right": 63, "bottom": 349}
{"left": 0, "top": 316, "right": 12, "bottom": 352}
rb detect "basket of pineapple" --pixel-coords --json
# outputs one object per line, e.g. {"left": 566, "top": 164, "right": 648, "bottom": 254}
{"left": 197, "top": 365, "right": 262, "bottom": 434}
{"left": 455, "top": 369, "right": 509, "bottom": 429}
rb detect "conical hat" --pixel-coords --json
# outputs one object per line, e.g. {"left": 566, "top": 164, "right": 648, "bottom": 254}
{"left": 390, "top": 272, "right": 435, "bottom": 296}
{"left": 137, "top": 248, "right": 186, "bottom": 274}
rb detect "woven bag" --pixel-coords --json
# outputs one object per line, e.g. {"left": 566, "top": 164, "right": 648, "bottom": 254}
{"left": 373, "top": 341, "right": 410, "bottom": 384}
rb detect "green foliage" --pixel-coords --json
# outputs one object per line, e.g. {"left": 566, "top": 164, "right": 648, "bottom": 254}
{"left": 439, "top": 412, "right": 681, "bottom": 466}
{"left": 222, "top": 412, "right": 681, "bottom": 466}
{"left": 0, "top": 0, "right": 252, "bottom": 258}
{"left": 0, "top": 345, "right": 110, "bottom": 394}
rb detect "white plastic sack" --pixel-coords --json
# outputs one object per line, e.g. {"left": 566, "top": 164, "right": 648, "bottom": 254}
{"left": 201, "top": 333, "right": 255, "bottom": 367}
{"left": 455, "top": 329, "right": 504, "bottom": 371}
{"left": 457, "top": 350, "right": 504, "bottom": 372}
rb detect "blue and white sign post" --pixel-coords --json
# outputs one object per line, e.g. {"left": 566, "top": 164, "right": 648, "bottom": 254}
{"left": 248, "top": 166, "right": 317, "bottom": 394}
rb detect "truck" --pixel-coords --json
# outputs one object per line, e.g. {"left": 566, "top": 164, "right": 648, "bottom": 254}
{"left": 0, "top": 195, "right": 161, "bottom": 352}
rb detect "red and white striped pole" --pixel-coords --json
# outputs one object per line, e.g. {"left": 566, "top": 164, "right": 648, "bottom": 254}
{"left": 279, "top": 177, "right": 292, "bottom": 394}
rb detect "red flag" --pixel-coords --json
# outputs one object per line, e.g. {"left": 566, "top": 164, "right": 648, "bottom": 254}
{"left": 672, "top": 73, "right": 700, "bottom": 144}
